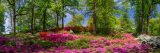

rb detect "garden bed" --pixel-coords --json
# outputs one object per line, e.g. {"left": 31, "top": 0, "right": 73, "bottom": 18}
{"left": 0, "top": 32, "right": 154, "bottom": 53}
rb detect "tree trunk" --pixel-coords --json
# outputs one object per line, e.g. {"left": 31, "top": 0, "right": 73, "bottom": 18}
{"left": 146, "top": 14, "right": 149, "bottom": 34}
{"left": 43, "top": 8, "right": 47, "bottom": 31}
{"left": 62, "top": 15, "right": 64, "bottom": 28}
{"left": 141, "top": 0, "right": 145, "bottom": 34}
{"left": 56, "top": 11, "right": 59, "bottom": 28}
{"left": 146, "top": 2, "right": 152, "bottom": 34}
{"left": 61, "top": 0, "right": 64, "bottom": 29}
{"left": 93, "top": 0, "right": 97, "bottom": 34}
{"left": 9, "top": 9, "right": 13, "bottom": 33}
{"left": 13, "top": 0, "right": 16, "bottom": 34}
{"left": 31, "top": 6, "right": 34, "bottom": 34}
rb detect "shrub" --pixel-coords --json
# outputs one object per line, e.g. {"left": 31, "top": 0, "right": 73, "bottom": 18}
{"left": 65, "top": 38, "right": 90, "bottom": 49}
{"left": 111, "top": 43, "right": 151, "bottom": 53}
{"left": 39, "top": 34, "right": 78, "bottom": 43}
{"left": 34, "top": 39, "right": 54, "bottom": 48}
{"left": 0, "top": 36, "right": 9, "bottom": 45}
{"left": 39, "top": 32, "right": 48, "bottom": 37}
{"left": 5, "top": 33, "right": 36, "bottom": 40}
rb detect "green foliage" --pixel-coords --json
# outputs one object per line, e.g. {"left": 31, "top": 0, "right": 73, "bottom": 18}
{"left": 5, "top": 41, "right": 16, "bottom": 46}
{"left": 5, "top": 33, "right": 55, "bottom": 48}
{"left": 88, "top": 16, "right": 121, "bottom": 35}
{"left": 6, "top": 33, "right": 35, "bottom": 39}
{"left": 1, "top": 0, "right": 160, "bottom": 36}
{"left": 31, "top": 39, "right": 54, "bottom": 48}
{"left": 106, "top": 34, "right": 123, "bottom": 40}
{"left": 65, "top": 38, "right": 90, "bottom": 49}
{"left": 150, "top": 18, "right": 160, "bottom": 36}
{"left": 130, "top": 0, "right": 158, "bottom": 34}
{"left": 86, "top": 0, "right": 119, "bottom": 34}
{"left": 67, "top": 14, "right": 84, "bottom": 27}
{"left": 120, "top": 13, "right": 134, "bottom": 33}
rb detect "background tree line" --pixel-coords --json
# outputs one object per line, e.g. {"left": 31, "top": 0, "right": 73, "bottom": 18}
{"left": 0, "top": 0, "right": 160, "bottom": 36}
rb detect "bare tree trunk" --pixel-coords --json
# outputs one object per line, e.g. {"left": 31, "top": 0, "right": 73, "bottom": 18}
{"left": 141, "top": 0, "right": 145, "bottom": 34}
{"left": 146, "top": 2, "right": 152, "bottom": 34}
{"left": 9, "top": 9, "right": 13, "bottom": 33}
{"left": 62, "top": 15, "right": 64, "bottom": 28}
{"left": 13, "top": 0, "right": 16, "bottom": 34}
{"left": 93, "top": 0, "right": 97, "bottom": 34}
{"left": 61, "top": 0, "right": 64, "bottom": 29}
{"left": 56, "top": 11, "right": 59, "bottom": 28}
{"left": 43, "top": 8, "right": 47, "bottom": 31}
{"left": 31, "top": 6, "right": 34, "bottom": 34}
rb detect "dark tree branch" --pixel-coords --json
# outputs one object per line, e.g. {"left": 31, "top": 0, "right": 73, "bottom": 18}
{"left": 15, "top": 13, "right": 28, "bottom": 16}
{"left": 7, "top": 0, "right": 14, "bottom": 5}
{"left": 152, "top": 1, "right": 160, "bottom": 5}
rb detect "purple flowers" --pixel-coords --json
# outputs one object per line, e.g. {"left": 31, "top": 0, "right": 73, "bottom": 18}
{"left": 0, "top": 36, "right": 9, "bottom": 45}
{"left": 0, "top": 33, "right": 152, "bottom": 53}
{"left": 111, "top": 43, "right": 151, "bottom": 53}
{"left": 40, "top": 34, "right": 78, "bottom": 42}
{"left": 0, "top": 44, "right": 44, "bottom": 53}
{"left": 89, "top": 37, "right": 110, "bottom": 48}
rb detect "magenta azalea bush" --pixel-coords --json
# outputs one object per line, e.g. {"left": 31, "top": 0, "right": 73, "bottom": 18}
{"left": 0, "top": 36, "right": 44, "bottom": 53}
{"left": 0, "top": 44, "right": 44, "bottom": 53}
{"left": 0, "top": 36, "right": 9, "bottom": 45}
{"left": 35, "top": 34, "right": 151, "bottom": 53}
{"left": 0, "top": 34, "right": 152, "bottom": 53}
{"left": 40, "top": 34, "right": 79, "bottom": 42}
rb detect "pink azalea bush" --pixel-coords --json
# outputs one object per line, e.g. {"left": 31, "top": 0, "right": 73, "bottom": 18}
{"left": 35, "top": 34, "right": 151, "bottom": 53}
{"left": 0, "top": 33, "right": 151, "bottom": 53}
{"left": 109, "top": 34, "right": 151, "bottom": 53}
{"left": 0, "top": 36, "right": 9, "bottom": 45}
{"left": 40, "top": 34, "right": 79, "bottom": 43}
{"left": 0, "top": 36, "right": 45, "bottom": 53}
{"left": 36, "top": 46, "right": 107, "bottom": 53}
{"left": 0, "top": 44, "right": 44, "bottom": 53}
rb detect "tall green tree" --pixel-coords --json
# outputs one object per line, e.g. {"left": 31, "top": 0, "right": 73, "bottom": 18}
{"left": 6, "top": 0, "right": 16, "bottom": 34}
{"left": 86, "top": 0, "right": 98, "bottom": 34}
{"left": 6, "top": 0, "right": 28, "bottom": 34}
{"left": 87, "top": 0, "right": 116, "bottom": 34}
{"left": 0, "top": 1, "right": 5, "bottom": 34}
{"left": 119, "top": 0, "right": 134, "bottom": 33}
{"left": 130, "top": 0, "right": 160, "bottom": 34}
{"left": 120, "top": 13, "right": 133, "bottom": 33}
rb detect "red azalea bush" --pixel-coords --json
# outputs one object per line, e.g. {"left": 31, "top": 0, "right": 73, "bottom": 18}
{"left": 39, "top": 32, "right": 48, "bottom": 37}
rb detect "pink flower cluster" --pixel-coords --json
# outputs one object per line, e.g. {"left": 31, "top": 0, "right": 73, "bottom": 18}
{"left": 0, "top": 44, "right": 44, "bottom": 53}
{"left": 40, "top": 34, "right": 78, "bottom": 42}
{"left": 110, "top": 34, "right": 140, "bottom": 45}
{"left": 109, "top": 34, "right": 151, "bottom": 53}
{"left": 36, "top": 46, "right": 107, "bottom": 53}
{"left": 89, "top": 37, "right": 110, "bottom": 48}
{"left": 0, "top": 36, "right": 9, "bottom": 45}
{"left": 36, "top": 34, "right": 151, "bottom": 53}
{"left": 111, "top": 43, "right": 151, "bottom": 53}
